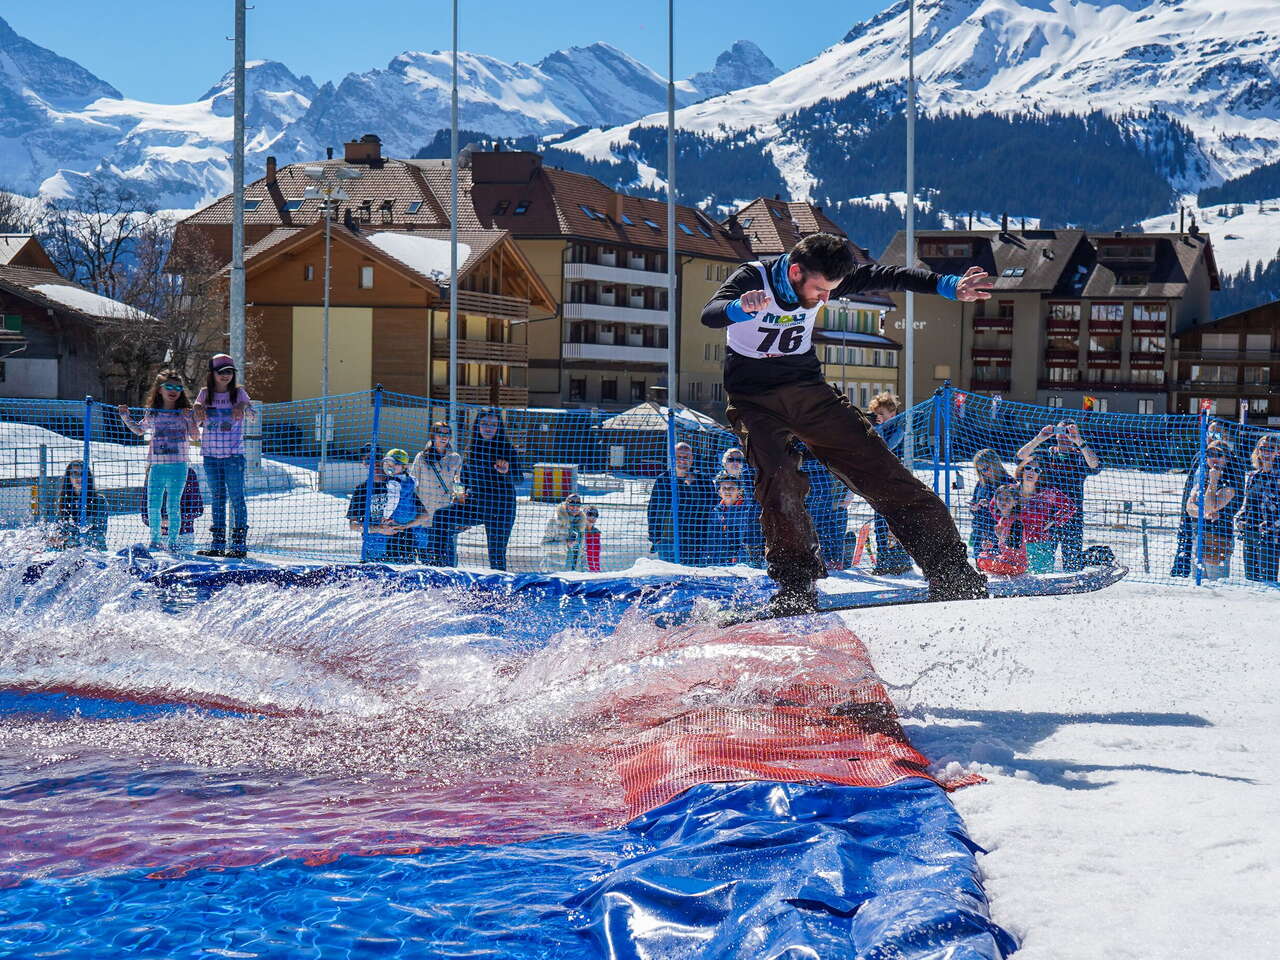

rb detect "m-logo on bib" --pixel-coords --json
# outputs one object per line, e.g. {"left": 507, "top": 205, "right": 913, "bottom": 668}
{"left": 724, "top": 262, "right": 823, "bottom": 359}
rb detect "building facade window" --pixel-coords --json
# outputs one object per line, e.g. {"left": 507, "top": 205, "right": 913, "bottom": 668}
{"left": 1138, "top": 399, "right": 1155, "bottom": 415}
{"left": 1048, "top": 396, "right": 1064, "bottom": 408}
{"left": 601, "top": 379, "right": 619, "bottom": 402}
{"left": 359, "top": 266, "right": 374, "bottom": 289}
{"left": 630, "top": 380, "right": 645, "bottom": 402}
{"left": 569, "top": 377, "right": 586, "bottom": 401}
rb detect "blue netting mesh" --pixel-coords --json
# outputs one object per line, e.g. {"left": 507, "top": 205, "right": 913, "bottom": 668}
{"left": 2, "top": 387, "right": 1277, "bottom": 587}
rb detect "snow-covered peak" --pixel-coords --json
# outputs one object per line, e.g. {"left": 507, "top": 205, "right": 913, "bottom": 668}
{"left": 684, "top": 41, "right": 781, "bottom": 102}
{"left": 0, "top": 14, "right": 121, "bottom": 109}
{"left": 197, "top": 59, "right": 319, "bottom": 107}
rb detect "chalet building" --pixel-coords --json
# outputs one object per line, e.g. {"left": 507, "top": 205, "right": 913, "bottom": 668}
{"left": 455, "top": 150, "right": 751, "bottom": 416}
{"left": 879, "top": 224, "right": 1220, "bottom": 414}
{"left": 0, "top": 234, "right": 142, "bottom": 400}
{"left": 172, "top": 135, "right": 556, "bottom": 406}
{"left": 1173, "top": 298, "right": 1280, "bottom": 425}
{"left": 725, "top": 197, "right": 899, "bottom": 408}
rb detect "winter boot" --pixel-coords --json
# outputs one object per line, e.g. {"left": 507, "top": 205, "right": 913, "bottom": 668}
{"left": 224, "top": 527, "right": 249, "bottom": 560}
{"left": 768, "top": 581, "right": 821, "bottom": 618}
{"left": 197, "top": 527, "right": 226, "bottom": 557}
{"left": 927, "top": 566, "right": 989, "bottom": 602}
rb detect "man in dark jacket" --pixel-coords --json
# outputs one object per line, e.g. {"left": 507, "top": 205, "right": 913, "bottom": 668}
{"left": 647, "top": 441, "right": 717, "bottom": 564}
{"left": 700, "top": 232, "right": 991, "bottom": 613}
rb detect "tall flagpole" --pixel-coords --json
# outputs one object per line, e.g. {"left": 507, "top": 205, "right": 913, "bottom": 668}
{"left": 449, "top": 0, "right": 459, "bottom": 427}
{"left": 229, "top": 0, "right": 246, "bottom": 373}
{"left": 666, "top": 0, "right": 677, "bottom": 409}
{"left": 903, "top": 0, "right": 917, "bottom": 468}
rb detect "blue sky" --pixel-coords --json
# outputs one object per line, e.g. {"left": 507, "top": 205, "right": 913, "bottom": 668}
{"left": 7, "top": 1, "right": 885, "bottom": 102}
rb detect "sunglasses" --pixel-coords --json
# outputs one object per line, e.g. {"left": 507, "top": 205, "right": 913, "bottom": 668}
{"left": 585, "top": 510, "right": 599, "bottom": 519}
{"left": 160, "top": 383, "right": 183, "bottom": 391}
{"left": 1021, "top": 466, "right": 1040, "bottom": 473}
{"left": 725, "top": 456, "right": 744, "bottom": 463}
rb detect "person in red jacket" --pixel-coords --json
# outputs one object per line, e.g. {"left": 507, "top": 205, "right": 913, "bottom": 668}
{"left": 977, "top": 485, "right": 1028, "bottom": 577}
{"left": 1014, "top": 458, "right": 1075, "bottom": 573}
{"left": 582, "top": 505, "right": 602, "bottom": 573}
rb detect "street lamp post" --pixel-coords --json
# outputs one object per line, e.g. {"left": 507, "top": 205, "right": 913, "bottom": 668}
{"left": 304, "top": 164, "right": 362, "bottom": 488}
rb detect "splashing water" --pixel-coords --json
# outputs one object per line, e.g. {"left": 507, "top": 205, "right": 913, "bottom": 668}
{"left": 0, "top": 543, "right": 887, "bottom": 887}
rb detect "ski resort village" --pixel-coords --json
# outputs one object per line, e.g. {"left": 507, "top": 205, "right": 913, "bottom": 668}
{"left": 0, "top": 2, "right": 1277, "bottom": 959}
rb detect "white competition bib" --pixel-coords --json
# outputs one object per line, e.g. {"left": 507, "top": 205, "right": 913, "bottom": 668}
{"left": 724, "top": 262, "right": 823, "bottom": 359}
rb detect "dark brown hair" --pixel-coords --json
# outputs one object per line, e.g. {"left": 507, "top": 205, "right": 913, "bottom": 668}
{"left": 789, "top": 233, "right": 856, "bottom": 282}
{"left": 144, "top": 369, "right": 191, "bottom": 410}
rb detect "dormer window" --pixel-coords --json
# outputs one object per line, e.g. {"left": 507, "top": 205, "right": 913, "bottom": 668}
{"left": 1000, "top": 267, "right": 1025, "bottom": 278}
{"left": 1099, "top": 242, "right": 1155, "bottom": 261}
{"left": 771, "top": 208, "right": 785, "bottom": 220}
{"left": 282, "top": 198, "right": 305, "bottom": 212}
{"left": 740, "top": 217, "right": 753, "bottom": 228}
{"left": 359, "top": 199, "right": 373, "bottom": 223}
{"left": 677, "top": 223, "right": 694, "bottom": 235}
{"left": 493, "top": 200, "right": 510, "bottom": 215}
{"left": 406, "top": 200, "right": 423, "bottom": 215}
{"left": 380, "top": 199, "right": 394, "bottom": 223}
{"left": 514, "top": 201, "right": 530, "bottom": 215}
{"left": 243, "top": 198, "right": 262, "bottom": 212}
{"left": 643, "top": 219, "right": 660, "bottom": 230}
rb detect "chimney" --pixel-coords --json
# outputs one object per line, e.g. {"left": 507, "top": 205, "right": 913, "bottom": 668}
{"left": 326, "top": 146, "right": 334, "bottom": 160}
{"left": 968, "top": 212, "right": 974, "bottom": 230}
{"left": 344, "top": 133, "right": 383, "bottom": 165}
{"left": 1114, "top": 230, "right": 1123, "bottom": 238}
{"left": 265, "top": 156, "right": 277, "bottom": 181}
{"left": 1179, "top": 207, "right": 1185, "bottom": 235}
{"left": 774, "top": 194, "right": 781, "bottom": 201}
{"left": 610, "top": 191, "right": 625, "bottom": 223}
{"left": 1000, "top": 212, "right": 1009, "bottom": 234}
{"left": 1021, "top": 216, "right": 1027, "bottom": 232}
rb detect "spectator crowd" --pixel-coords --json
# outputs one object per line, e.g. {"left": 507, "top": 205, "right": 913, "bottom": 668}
{"left": 32, "top": 372, "right": 1280, "bottom": 587}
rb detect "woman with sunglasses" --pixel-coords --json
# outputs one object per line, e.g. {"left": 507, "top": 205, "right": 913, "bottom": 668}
{"left": 408, "top": 420, "right": 464, "bottom": 564}
{"left": 1014, "top": 457, "right": 1075, "bottom": 573}
{"left": 118, "top": 370, "right": 201, "bottom": 553}
{"left": 192, "top": 354, "right": 255, "bottom": 558}
{"left": 1238, "top": 434, "right": 1280, "bottom": 583}
{"left": 969, "top": 449, "right": 1014, "bottom": 560}
{"left": 451, "top": 410, "right": 525, "bottom": 570}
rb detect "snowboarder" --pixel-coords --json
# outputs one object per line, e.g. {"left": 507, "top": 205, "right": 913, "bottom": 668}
{"left": 700, "top": 232, "right": 992, "bottom": 614}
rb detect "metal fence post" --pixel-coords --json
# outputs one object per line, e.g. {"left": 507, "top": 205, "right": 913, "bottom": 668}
{"left": 667, "top": 405, "right": 681, "bottom": 565}
{"left": 942, "top": 380, "right": 953, "bottom": 510}
{"left": 37, "top": 444, "right": 48, "bottom": 522}
{"left": 361, "top": 386, "right": 384, "bottom": 563}
{"left": 80, "top": 396, "right": 92, "bottom": 527}
{"left": 1193, "top": 411, "right": 1208, "bottom": 587}
{"left": 931, "top": 390, "right": 942, "bottom": 495}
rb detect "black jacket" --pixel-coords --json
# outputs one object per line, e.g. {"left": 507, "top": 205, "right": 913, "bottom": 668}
{"left": 700, "top": 254, "right": 942, "bottom": 395}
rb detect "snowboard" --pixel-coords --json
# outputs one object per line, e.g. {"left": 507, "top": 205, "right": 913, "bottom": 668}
{"left": 713, "top": 564, "right": 1129, "bottom": 626}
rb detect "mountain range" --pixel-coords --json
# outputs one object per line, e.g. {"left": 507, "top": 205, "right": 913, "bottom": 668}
{"left": 2, "top": 2, "right": 1279, "bottom": 275}
{"left": 0, "top": 15, "right": 778, "bottom": 208}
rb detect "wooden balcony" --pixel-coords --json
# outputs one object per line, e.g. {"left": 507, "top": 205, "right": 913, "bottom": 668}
{"left": 431, "top": 339, "right": 528, "bottom": 364}
{"left": 430, "top": 385, "right": 529, "bottom": 407}
{"left": 431, "top": 290, "right": 530, "bottom": 322}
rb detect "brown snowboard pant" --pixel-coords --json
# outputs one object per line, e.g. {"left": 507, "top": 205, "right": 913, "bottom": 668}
{"left": 726, "top": 380, "right": 974, "bottom": 588}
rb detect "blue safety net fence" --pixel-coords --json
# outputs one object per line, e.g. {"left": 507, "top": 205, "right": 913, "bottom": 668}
{"left": 2, "top": 386, "right": 1277, "bottom": 587}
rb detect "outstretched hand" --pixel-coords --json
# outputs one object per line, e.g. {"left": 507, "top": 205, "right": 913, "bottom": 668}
{"left": 955, "top": 266, "right": 993, "bottom": 301}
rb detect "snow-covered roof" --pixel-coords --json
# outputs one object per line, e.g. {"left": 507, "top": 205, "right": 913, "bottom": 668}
{"left": 600, "top": 403, "right": 722, "bottom": 432}
{"left": 31, "top": 284, "right": 155, "bottom": 322}
{"left": 365, "top": 232, "right": 471, "bottom": 284}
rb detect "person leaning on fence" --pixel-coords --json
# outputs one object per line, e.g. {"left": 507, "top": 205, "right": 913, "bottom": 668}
{"left": 1183, "top": 441, "right": 1239, "bottom": 581}
{"left": 1238, "top": 434, "right": 1280, "bottom": 584}
{"left": 407, "top": 421, "right": 463, "bottom": 564}
{"left": 1014, "top": 457, "right": 1076, "bottom": 573}
{"left": 969, "top": 449, "right": 1014, "bottom": 560}
{"left": 719, "top": 446, "right": 763, "bottom": 554}
{"left": 438, "top": 410, "right": 525, "bottom": 571}
{"left": 976, "top": 485, "right": 1028, "bottom": 577}
{"left": 1170, "top": 420, "right": 1233, "bottom": 577}
{"left": 1016, "top": 421, "right": 1101, "bottom": 572}
{"left": 360, "top": 448, "right": 420, "bottom": 562}
{"left": 542, "top": 492, "right": 586, "bottom": 570}
{"left": 118, "top": 370, "right": 201, "bottom": 553}
{"left": 700, "top": 232, "right": 991, "bottom": 614}
{"left": 867, "top": 392, "right": 914, "bottom": 576}
{"left": 140, "top": 464, "right": 204, "bottom": 552}
{"left": 50, "top": 460, "right": 108, "bottom": 551}
{"left": 192, "top": 354, "right": 255, "bottom": 559}
{"left": 647, "top": 441, "right": 717, "bottom": 564}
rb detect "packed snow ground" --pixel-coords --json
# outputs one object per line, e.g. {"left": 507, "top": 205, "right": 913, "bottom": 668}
{"left": 853, "top": 581, "right": 1279, "bottom": 958}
